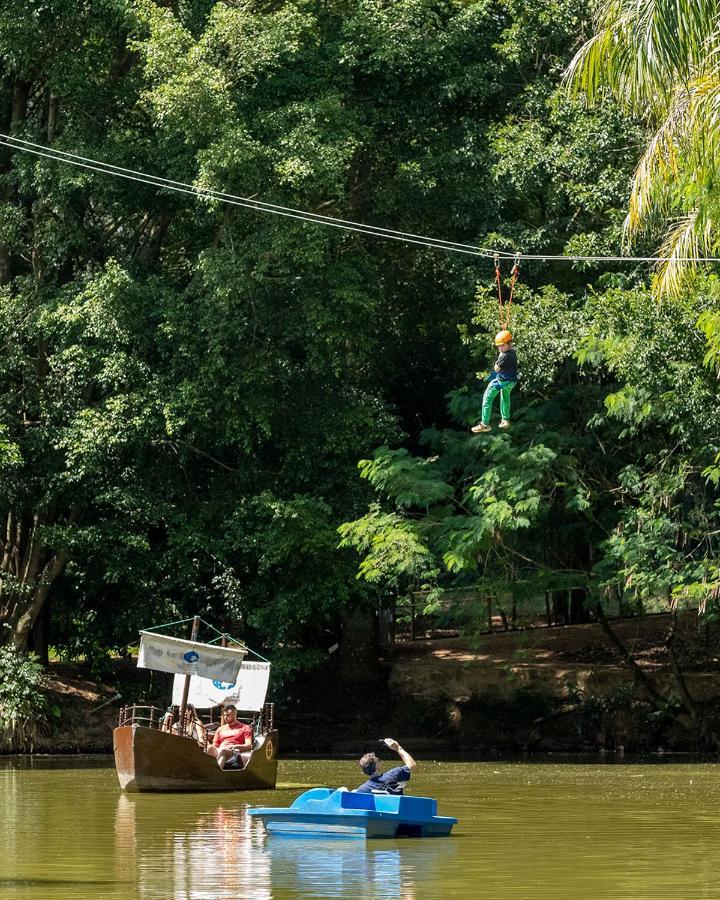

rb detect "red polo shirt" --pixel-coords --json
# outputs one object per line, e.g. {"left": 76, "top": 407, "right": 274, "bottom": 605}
{"left": 213, "top": 720, "right": 252, "bottom": 751}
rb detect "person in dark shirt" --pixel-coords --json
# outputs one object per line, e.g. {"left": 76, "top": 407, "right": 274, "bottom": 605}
{"left": 355, "top": 738, "right": 417, "bottom": 794}
{"left": 471, "top": 330, "right": 518, "bottom": 433}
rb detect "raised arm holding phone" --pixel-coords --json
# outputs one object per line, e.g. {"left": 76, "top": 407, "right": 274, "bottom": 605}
{"left": 355, "top": 738, "right": 417, "bottom": 795}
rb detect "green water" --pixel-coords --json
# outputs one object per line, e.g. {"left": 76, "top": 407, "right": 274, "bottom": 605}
{"left": 1, "top": 756, "right": 719, "bottom": 899}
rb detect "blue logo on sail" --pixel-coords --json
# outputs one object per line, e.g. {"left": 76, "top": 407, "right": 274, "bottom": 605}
{"left": 183, "top": 651, "right": 200, "bottom": 663}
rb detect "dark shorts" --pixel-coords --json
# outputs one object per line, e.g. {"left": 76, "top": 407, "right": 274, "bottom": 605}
{"left": 224, "top": 750, "right": 243, "bottom": 770}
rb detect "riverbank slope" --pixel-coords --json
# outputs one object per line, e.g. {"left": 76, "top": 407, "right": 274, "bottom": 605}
{"left": 33, "top": 612, "right": 720, "bottom": 754}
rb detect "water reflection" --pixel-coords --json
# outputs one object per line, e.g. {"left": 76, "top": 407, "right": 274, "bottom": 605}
{"left": 115, "top": 796, "right": 271, "bottom": 899}
{"left": 266, "top": 837, "right": 455, "bottom": 899}
{"left": 115, "top": 793, "right": 455, "bottom": 900}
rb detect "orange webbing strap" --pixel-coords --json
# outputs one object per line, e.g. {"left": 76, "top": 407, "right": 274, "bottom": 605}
{"left": 494, "top": 253, "right": 504, "bottom": 326}
{"left": 504, "top": 253, "right": 521, "bottom": 329}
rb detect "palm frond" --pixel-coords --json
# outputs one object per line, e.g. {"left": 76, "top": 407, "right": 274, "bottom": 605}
{"left": 626, "top": 90, "right": 689, "bottom": 238}
{"left": 569, "top": 0, "right": 720, "bottom": 296}
{"left": 566, "top": 0, "right": 718, "bottom": 113}
{"left": 652, "top": 210, "right": 716, "bottom": 297}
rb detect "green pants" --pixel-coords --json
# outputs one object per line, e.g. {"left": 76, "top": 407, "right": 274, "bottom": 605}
{"left": 482, "top": 380, "right": 516, "bottom": 425}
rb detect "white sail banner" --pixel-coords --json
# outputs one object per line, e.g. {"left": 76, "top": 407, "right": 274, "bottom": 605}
{"left": 138, "top": 631, "right": 246, "bottom": 682}
{"left": 171, "top": 661, "right": 271, "bottom": 712}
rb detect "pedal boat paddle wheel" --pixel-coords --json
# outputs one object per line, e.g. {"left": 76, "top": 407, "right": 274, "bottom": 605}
{"left": 114, "top": 616, "right": 278, "bottom": 792}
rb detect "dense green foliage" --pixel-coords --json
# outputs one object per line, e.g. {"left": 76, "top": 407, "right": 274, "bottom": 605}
{"left": 342, "top": 283, "right": 720, "bottom": 622}
{"left": 0, "top": 0, "right": 717, "bottom": 687}
{"left": 0, "top": 647, "right": 47, "bottom": 750}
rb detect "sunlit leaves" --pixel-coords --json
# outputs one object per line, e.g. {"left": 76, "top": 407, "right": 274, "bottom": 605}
{"left": 567, "top": 0, "right": 720, "bottom": 294}
{"left": 567, "top": 0, "right": 716, "bottom": 112}
{"left": 338, "top": 504, "right": 438, "bottom": 586}
{"left": 344, "top": 275, "right": 720, "bottom": 628}
{"left": 357, "top": 448, "right": 453, "bottom": 510}
{"left": 343, "top": 429, "right": 564, "bottom": 585}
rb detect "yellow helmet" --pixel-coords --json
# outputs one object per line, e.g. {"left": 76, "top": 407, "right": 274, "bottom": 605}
{"left": 494, "top": 330, "right": 512, "bottom": 346}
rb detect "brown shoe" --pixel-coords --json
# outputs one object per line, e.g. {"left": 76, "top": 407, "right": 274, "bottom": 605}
{"left": 471, "top": 422, "right": 491, "bottom": 433}
{"left": 498, "top": 420, "right": 511, "bottom": 429}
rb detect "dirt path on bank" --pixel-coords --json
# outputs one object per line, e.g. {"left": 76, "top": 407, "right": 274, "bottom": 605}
{"left": 397, "top": 611, "right": 714, "bottom": 668}
{"left": 388, "top": 612, "right": 720, "bottom": 711}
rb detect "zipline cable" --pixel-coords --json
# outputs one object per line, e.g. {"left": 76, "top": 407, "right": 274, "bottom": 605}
{"left": 0, "top": 134, "right": 501, "bottom": 259}
{"left": 2, "top": 133, "right": 720, "bottom": 265}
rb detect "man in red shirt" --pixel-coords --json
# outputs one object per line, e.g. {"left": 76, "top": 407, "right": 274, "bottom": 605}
{"left": 210, "top": 704, "right": 253, "bottom": 770}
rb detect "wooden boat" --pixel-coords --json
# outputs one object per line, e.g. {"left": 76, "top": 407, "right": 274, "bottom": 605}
{"left": 113, "top": 616, "right": 279, "bottom": 792}
{"left": 114, "top": 708, "right": 278, "bottom": 793}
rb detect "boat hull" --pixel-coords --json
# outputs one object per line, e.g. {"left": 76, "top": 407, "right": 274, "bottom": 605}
{"left": 249, "top": 788, "right": 457, "bottom": 839}
{"left": 260, "top": 816, "right": 455, "bottom": 838}
{"left": 114, "top": 724, "right": 278, "bottom": 792}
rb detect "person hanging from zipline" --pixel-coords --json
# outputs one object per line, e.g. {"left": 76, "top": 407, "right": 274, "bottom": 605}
{"left": 471, "top": 329, "right": 517, "bottom": 432}
{"left": 471, "top": 253, "right": 520, "bottom": 433}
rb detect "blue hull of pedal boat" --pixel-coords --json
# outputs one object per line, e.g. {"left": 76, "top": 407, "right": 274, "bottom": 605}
{"left": 248, "top": 788, "right": 457, "bottom": 838}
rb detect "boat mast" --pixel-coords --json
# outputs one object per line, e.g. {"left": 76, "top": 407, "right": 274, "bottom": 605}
{"left": 178, "top": 615, "right": 200, "bottom": 734}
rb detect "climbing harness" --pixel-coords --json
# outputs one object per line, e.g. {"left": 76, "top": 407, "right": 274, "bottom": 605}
{"left": 494, "top": 252, "right": 521, "bottom": 330}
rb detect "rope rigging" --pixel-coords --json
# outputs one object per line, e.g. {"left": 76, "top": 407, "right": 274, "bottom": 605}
{"left": 494, "top": 252, "right": 520, "bottom": 329}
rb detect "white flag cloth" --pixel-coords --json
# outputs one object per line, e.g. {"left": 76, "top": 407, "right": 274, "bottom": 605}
{"left": 171, "top": 661, "right": 271, "bottom": 712}
{"left": 137, "top": 631, "right": 246, "bottom": 682}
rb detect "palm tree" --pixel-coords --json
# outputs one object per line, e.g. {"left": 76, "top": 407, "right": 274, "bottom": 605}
{"left": 566, "top": 0, "right": 720, "bottom": 295}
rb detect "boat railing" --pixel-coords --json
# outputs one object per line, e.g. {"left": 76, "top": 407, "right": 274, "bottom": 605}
{"left": 118, "top": 703, "right": 276, "bottom": 743}
{"left": 117, "top": 704, "right": 207, "bottom": 746}
{"left": 118, "top": 704, "right": 165, "bottom": 730}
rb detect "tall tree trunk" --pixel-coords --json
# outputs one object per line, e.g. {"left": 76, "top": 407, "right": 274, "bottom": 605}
{"left": 136, "top": 213, "right": 171, "bottom": 265}
{"left": 594, "top": 601, "right": 691, "bottom": 726}
{"left": 0, "top": 79, "right": 31, "bottom": 285}
{"left": 569, "top": 587, "right": 591, "bottom": 624}
{"left": 665, "top": 609, "right": 699, "bottom": 723}
{"left": 47, "top": 93, "right": 59, "bottom": 143}
{"left": 338, "top": 605, "right": 379, "bottom": 684}
{"left": 11, "top": 81, "right": 30, "bottom": 127}
{"left": 1, "top": 510, "right": 73, "bottom": 651}
{"left": 29, "top": 596, "right": 51, "bottom": 667}
{"left": 8, "top": 549, "right": 67, "bottom": 651}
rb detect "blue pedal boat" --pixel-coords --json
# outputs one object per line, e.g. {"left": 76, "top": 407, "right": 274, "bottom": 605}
{"left": 248, "top": 788, "right": 457, "bottom": 838}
